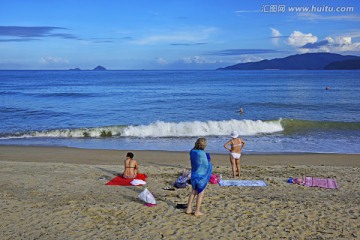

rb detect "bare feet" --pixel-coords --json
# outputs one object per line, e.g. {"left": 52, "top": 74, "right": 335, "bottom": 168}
{"left": 194, "top": 211, "right": 204, "bottom": 217}
{"left": 185, "top": 209, "right": 193, "bottom": 214}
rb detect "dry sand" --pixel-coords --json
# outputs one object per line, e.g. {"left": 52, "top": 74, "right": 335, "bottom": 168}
{"left": 0, "top": 145, "right": 359, "bottom": 239}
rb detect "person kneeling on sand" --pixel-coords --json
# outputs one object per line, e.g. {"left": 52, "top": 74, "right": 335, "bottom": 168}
{"left": 122, "top": 152, "right": 139, "bottom": 179}
{"left": 186, "top": 138, "right": 213, "bottom": 217}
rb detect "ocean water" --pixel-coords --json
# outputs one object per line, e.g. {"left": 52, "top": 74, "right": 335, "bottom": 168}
{"left": 1, "top": 70, "right": 359, "bottom": 154}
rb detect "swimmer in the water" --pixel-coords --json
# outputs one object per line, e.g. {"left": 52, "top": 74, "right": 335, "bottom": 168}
{"left": 237, "top": 108, "right": 244, "bottom": 114}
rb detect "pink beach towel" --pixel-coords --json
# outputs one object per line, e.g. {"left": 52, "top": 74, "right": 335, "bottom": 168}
{"left": 303, "top": 177, "right": 339, "bottom": 189}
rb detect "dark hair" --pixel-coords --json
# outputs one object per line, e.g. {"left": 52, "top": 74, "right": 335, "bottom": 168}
{"left": 126, "top": 152, "right": 134, "bottom": 159}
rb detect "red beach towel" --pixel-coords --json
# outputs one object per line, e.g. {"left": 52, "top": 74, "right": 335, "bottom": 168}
{"left": 303, "top": 176, "right": 338, "bottom": 189}
{"left": 105, "top": 174, "right": 147, "bottom": 186}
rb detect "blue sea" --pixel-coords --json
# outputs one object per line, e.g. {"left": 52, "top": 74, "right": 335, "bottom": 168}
{"left": 1, "top": 70, "right": 359, "bottom": 154}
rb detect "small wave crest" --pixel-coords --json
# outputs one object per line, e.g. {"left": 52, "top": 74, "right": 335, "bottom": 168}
{"left": 1, "top": 126, "right": 125, "bottom": 139}
{"left": 122, "top": 119, "right": 283, "bottom": 137}
{"left": 1, "top": 119, "right": 284, "bottom": 139}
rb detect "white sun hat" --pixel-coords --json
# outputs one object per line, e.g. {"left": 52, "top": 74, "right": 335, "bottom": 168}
{"left": 230, "top": 130, "right": 239, "bottom": 138}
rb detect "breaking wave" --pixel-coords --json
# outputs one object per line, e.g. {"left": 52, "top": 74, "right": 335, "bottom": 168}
{"left": 0, "top": 119, "right": 283, "bottom": 138}
{"left": 3, "top": 118, "right": 358, "bottom": 139}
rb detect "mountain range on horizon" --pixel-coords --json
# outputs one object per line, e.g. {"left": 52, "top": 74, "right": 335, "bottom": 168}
{"left": 218, "top": 53, "right": 360, "bottom": 70}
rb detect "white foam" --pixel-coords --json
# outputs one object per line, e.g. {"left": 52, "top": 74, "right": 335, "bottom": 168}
{"left": 122, "top": 119, "right": 283, "bottom": 137}
{"left": 3, "top": 119, "right": 283, "bottom": 138}
{"left": 11, "top": 126, "right": 124, "bottom": 138}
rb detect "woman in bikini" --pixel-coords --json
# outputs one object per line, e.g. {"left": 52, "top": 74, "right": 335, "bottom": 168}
{"left": 224, "top": 131, "right": 246, "bottom": 178}
{"left": 122, "top": 152, "right": 139, "bottom": 179}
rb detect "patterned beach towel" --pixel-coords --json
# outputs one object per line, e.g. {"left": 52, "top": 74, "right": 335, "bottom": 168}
{"left": 303, "top": 177, "right": 339, "bottom": 189}
{"left": 219, "top": 180, "right": 267, "bottom": 187}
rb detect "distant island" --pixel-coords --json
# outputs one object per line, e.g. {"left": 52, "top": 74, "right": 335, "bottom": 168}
{"left": 93, "top": 65, "right": 107, "bottom": 71}
{"left": 69, "top": 65, "right": 107, "bottom": 71}
{"left": 218, "top": 53, "right": 360, "bottom": 70}
{"left": 68, "top": 68, "right": 81, "bottom": 71}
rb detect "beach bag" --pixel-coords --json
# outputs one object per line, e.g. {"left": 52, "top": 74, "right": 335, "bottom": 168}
{"left": 174, "top": 175, "right": 188, "bottom": 188}
{"left": 138, "top": 187, "right": 156, "bottom": 204}
{"left": 287, "top": 177, "right": 304, "bottom": 185}
{"left": 174, "top": 170, "right": 190, "bottom": 188}
{"left": 209, "top": 173, "right": 220, "bottom": 184}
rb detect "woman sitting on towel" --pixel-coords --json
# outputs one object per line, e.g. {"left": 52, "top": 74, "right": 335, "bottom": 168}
{"left": 186, "top": 138, "right": 213, "bottom": 217}
{"left": 224, "top": 131, "right": 246, "bottom": 178}
{"left": 122, "top": 152, "right": 139, "bottom": 179}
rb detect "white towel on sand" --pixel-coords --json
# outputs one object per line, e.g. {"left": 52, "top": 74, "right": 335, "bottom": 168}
{"left": 130, "top": 179, "right": 147, "bottom": 186}
{"left": 219, "top": 180, "right": 267, "bottom": 187}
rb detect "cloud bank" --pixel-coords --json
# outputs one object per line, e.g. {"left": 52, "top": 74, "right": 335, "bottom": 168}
{"left": 285, "top": 30, "right": 360, "bottom": 53}
{"left": 0, "top": 26, "right": 79, "bottom": 42}
{"left": 209, "top": 49, "right": 281, "bottom": 56}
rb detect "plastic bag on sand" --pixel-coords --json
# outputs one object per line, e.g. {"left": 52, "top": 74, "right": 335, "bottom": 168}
{"left": 138, "top": 188, "right": 156, "bottom": 204}
{"left": 130, "top": 179, "right": 146, "bottom": 186}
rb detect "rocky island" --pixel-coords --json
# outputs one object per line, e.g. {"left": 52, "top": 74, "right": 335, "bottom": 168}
{"left": 68, "top": 66, "right": 107, "bottom": 71}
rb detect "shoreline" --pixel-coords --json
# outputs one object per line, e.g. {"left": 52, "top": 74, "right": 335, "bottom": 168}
{"left": 1, "top": 145, "right": 359, "bottom": 167}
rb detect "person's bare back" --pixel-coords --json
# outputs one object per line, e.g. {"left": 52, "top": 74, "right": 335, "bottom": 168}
{"left": 122, "top": 152, "right": 138, "bottom": 178}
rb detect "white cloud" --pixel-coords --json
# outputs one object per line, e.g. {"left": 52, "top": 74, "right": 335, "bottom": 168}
{"left": 235, "top": 55, "right": 264, "bottom": 64}
{"left": 183, "top": 56, "right": 207, "bottom": 64}
{"left": 182, "top": 56, "right": 221, "bottom": 64}
{"left": 156, "top": 57, "right": 168, "bottom": 65}
{"left": 296, "top": 13, "right": 360, "bottom": 21}
{"left": 235, "top": 10, "right": 260, "bottom": 14}
{"left": 270, "top": 28, "right": 281, "bottom": 46}
{"left": 134, "top": 27, "right": 217, "bottom": 45}
{"left": 286, "top": 31, "right": 317, "bottom": 47}
{"left": 329, "top": 36, "right": 351, "bottom": 45}
{"left": 41, "top": 57, "right": 69, "bottom": 64}
{"left": 325, "top": 36, "right": 360, "bottom": 52}
{"left": 298, "top": 35, "right": 360, "bottom": 53}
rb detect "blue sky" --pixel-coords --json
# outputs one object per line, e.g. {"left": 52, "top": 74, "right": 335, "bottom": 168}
{"left": 0, "top": 0, "right": 359, "bottom": 70}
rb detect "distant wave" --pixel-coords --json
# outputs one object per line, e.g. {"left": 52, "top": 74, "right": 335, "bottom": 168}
{"left": 0, "top": 91, "right": 98, "bottom": 98}
{"left": 37, "top": 92, "right": 99, "bottom": 98}
{"left": 2, "top": 118, "right": 359, "bottom": 139}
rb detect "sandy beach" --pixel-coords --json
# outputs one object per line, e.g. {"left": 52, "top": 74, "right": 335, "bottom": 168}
{"left": 0, "top": 145, "right": 359, "bottom": 239}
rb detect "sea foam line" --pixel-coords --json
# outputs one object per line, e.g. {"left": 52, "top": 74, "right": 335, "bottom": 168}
{"left": 122, "top": 119, "right": 283, "bottom": 137}
{"left": 1, "top": 119, "right": 284, "bottom": 139}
